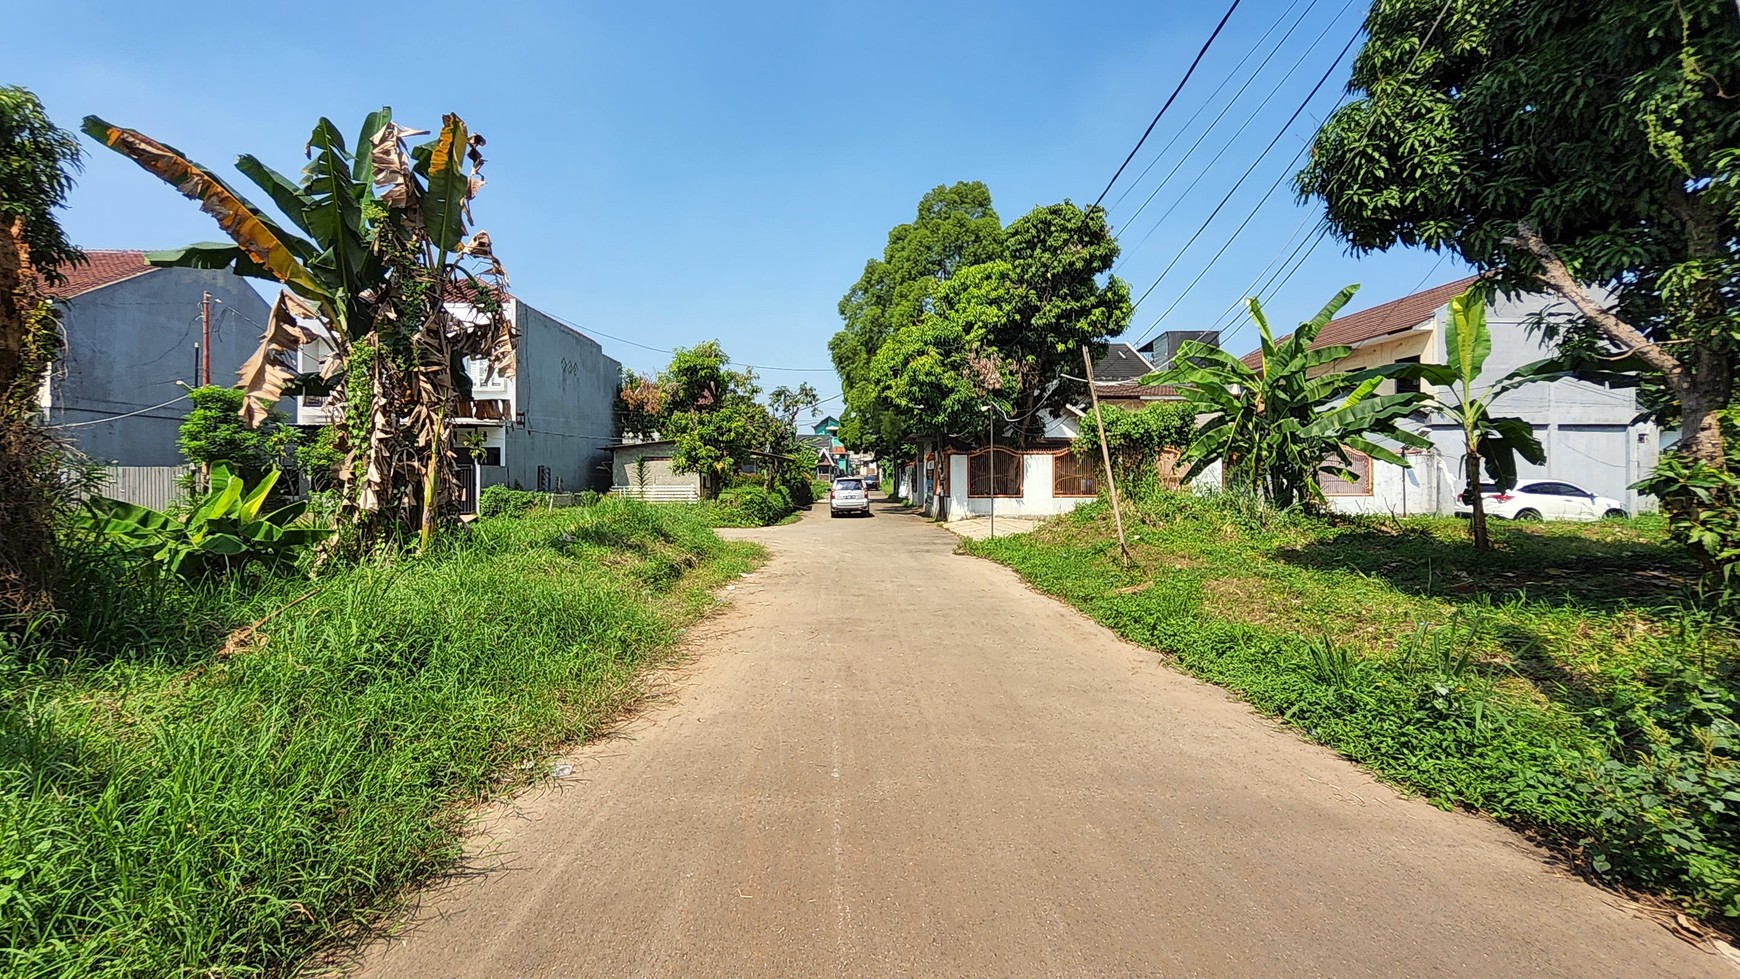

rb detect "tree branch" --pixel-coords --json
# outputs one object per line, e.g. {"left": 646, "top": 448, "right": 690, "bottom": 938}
{"left": 1501, "top": 221, "right": 1687, "bottom": 396}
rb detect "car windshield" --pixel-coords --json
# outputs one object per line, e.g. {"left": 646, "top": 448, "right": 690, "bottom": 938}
{"left": 835, "top": 480, "right": 863, "bottom": 491}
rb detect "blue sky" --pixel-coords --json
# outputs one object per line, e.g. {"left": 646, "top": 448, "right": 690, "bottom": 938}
{"left": 14, "top": 0, "right": 1458, "bottom": 412}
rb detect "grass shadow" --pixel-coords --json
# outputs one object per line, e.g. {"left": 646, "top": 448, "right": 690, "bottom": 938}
{"left": 1274, "top": 519, "right": 1696, "bottom": 611}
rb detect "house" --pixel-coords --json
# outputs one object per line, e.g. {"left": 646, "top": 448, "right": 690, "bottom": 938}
{"left": 40, "top": 250, "right": 266, "bottom": 466}
{"left": 295, "top": 295, "right": 621, "bottom": 510}
{"left": 809, "top": 415, "right": 849, "bottom": 476}
{"left": 607, "top": 440, "right": 700, "bottom": 500}
{"left": 1235, "top": 277, "right": 1659, "bottom": 515}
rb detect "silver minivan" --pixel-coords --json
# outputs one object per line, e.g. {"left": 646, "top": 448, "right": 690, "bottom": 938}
{"left": 829, "top": 477, "right": 870, "bottom": 517}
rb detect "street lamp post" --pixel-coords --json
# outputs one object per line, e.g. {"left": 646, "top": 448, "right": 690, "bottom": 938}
{"left": 980, "top": 403, "right": 997, "bottom": 539}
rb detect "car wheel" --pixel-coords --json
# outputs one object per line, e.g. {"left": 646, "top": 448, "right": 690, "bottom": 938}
{"left": 1513, "top": 508, "right": 1542, "bottom": 521}
{"left": 1603, "top": 507, "right": 1628, "bottom": 519}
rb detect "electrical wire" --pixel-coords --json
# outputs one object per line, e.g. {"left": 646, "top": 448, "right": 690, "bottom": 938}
{"left": 1092, "top": 0, "right": 1246, "bottom": 208}
{"left": 1106, "top": 0, "right": 1319, "bottom": 217}
{"left": 548, "top": 315, "right": 836, "bottom": 374}
{"left": 50, "top": 393, "right": 191, "bottom": 428}
{"left": 1113, "top": 0, "right": 1348, "bottom": 254}
{"left": 1126, "top": 25, "right": 1363, "bottom": 330}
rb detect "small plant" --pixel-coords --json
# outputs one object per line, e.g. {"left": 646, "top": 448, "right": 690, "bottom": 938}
{"left": 1304, "top": 632, "right": 1358, "bottom": 687}
{"left": 74, "top": 466, "right": 326, "bottom": 578}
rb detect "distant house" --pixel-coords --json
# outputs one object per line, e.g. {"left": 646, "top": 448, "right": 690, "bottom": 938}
{"left": 607, "top": 440, "right": 700, "bottom": 501}
{"left": 1233, "top": 277, "right": 1659, "bottom": 515}
{"left": 294, "top": 295, "right": 621, "bottom": 509}
{"left": 40, "top": 250, "right": 267, "bottom": 466}
{"left": 810, "top": 415, "right": 849, "bottom": 476}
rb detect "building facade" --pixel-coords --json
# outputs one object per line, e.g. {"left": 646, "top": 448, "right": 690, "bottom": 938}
{"left": 42, "top": 250, "right": 267, "bottom": 466}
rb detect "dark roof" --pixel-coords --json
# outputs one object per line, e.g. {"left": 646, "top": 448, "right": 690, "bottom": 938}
{"left": 1240, "top": 275, "right": 1480, "bottom": 367}
{"left": 1093, "top": 382, "right": 1181, "bottom": 400}
{"left": 1091, "top": 342, "right": 1153, "bottom": 382}
{"left": 42, "top": 250, "right": 156, "bottom": 299}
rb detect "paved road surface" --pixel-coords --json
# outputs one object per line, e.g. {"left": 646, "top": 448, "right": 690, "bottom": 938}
{"left": 357, "top": 501, "right": 1731, "bottom": 978}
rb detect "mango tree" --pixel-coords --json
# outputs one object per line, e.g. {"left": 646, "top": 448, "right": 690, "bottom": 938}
{"left": 84, "top": 110, "right": 513, "bottom": 551}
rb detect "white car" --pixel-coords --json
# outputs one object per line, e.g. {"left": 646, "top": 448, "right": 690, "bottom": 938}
{"left": 1457, "top": 480, "right": 1628, "bottom": 521}
{"left": 829, "top": 477, "right": 871, "bottom": 517}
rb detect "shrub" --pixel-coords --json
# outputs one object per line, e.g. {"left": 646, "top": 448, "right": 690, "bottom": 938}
{"left": 176, "top": 386, "right": 298, "bottom": 485}
{"left": 478, "top": 484, "right": 542, "bottom": 518}
{"left": 73, "top": 466, "right": 326, "bottom": 578}
{"left": 715, "top": 485, "right": 793, "bottom": 527}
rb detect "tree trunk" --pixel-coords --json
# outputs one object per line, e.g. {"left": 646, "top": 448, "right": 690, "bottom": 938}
{"left": 1465, "top": 449, "right": 1490, "bottom": 552}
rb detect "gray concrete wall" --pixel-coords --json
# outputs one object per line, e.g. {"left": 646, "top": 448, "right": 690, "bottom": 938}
{"left": 1430, "top": 290, "right": 1658, "bottom": 511}
{"left": 48, "top": 267, "right": 270, "bottom": 466}
{"left": 501, "top": 301, "right": 621, "bottom": 492}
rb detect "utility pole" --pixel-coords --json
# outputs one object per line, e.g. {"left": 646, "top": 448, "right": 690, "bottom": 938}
{"left": 1082, "top": 345, "right": 1129, "bottom": 563}
{"left": 200, "top": 291, "right": 212, "bottom": 387}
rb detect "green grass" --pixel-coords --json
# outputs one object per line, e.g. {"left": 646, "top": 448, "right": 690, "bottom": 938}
{"left": 964, "top": 492, "right": 1739, "bottom": 927}
{"left": 0, "top": 499, "right": 761, "bottom": 978}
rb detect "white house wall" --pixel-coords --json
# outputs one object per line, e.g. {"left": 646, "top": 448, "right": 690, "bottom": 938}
{"left": 944, "top": 452, "right": 1093, "bottom": 522}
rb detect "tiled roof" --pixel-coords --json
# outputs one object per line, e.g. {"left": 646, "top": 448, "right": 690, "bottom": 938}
{"left": 1239, "top": 275, "right": 1480, "bottom": 368}
{"left": 41, "top": 250, "right": 156, "bottom": 299}
{"left": 1093, "top": 382, "right": 1181, "bottom": 400}
{"left": 1091, "top": 343, "right": 1153, "bottom": 382}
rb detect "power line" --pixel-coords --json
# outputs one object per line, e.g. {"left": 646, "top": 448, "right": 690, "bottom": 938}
{"left": 1199, "top": 0, "right": 1461, "bottom": 354}
{"left": 550, "top": 316, "right": 836, "bottom": 374}
{"left": 1126, "top": 24, "right": 1364, "bottom": 337}
{"left": 1112, "top": 0, "right": 1339, "bottom": 250}
{"left": 1092, "top": 0, "right": 1246, "bottom": 208}
{"left": 1106, "top": 0, "right": 1319, "bottom": 217}
{"left": 50, "top": 393, "right": 191, "bottom": 428}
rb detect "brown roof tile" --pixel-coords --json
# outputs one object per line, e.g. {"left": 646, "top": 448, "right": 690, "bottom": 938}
{"left": 1093, "top": 382, "right": 1181, "bottom": 400}
{"left": 41, "top": 250, "right": 156, "bottom": 299}
{"left": 1239, "top": 275, "right": 1480, "bottom": 367}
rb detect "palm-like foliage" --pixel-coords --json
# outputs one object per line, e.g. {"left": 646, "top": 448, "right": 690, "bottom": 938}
{"left": 1420, "top": 286, "right": 1549, "bottom": 550}
{"left": 83, "top": 110, "right": 513, "bottom": 550}
{"left": 1150, "top": 285, "right": 1430, "bottom": 510}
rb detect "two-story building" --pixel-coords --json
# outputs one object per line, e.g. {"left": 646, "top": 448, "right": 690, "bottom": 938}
{"left": 296, "top": 295, "right": 620, "bottom": 507}
{"left": 41, "top": 250, "right": 265, "bottom": 466}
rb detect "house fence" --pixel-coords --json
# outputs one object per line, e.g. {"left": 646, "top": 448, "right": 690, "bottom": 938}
{"left": 610, "top": 485, "right": 701, "bottom": 502}
{"left": 87, "top": 465, "right": 194, "bottom": 511}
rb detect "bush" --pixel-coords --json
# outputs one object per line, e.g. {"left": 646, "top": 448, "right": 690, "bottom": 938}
{"left": 478, "top": 484, "right": 542, "bottom": 518}
{"left": 715, "top": 485, "right": 793, "bottom": 527}
{"left": 73, "top": 466, "right": 327, "bottom": 579}
{"left": 176, "top": 386, "right": 298, "bottom": 485}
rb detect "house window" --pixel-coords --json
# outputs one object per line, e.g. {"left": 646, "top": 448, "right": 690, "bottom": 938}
{"left": 1318, "top": 449, "right": 1373, "bottom": 496}
{"left": 1053, "top": 452, "right": 1098, "bottom": 497}
{"left": 479, "top": 446, "right": 502, "bottom": 467}
{"left": 968, "top": 448, "right": 1023, "bottom": 498}
{"left": 1394, "top": 355, "right": 1421, "bottom": 394}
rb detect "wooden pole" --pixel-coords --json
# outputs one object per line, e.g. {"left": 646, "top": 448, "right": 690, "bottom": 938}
{"left": 200, "top": 291, "right": 211, "bottom": 386}
{"left": 1082, "top": 345, "right": 1130, "bottom": 563}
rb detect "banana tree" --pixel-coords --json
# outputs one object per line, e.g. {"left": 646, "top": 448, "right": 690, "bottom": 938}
{"left": 1419, "top": 286, "right": 1549, "bottom": 551}
{"left": 1150, "top": 285, "right": 1432, "bottom": 510}
{"left": 83, "top": 110, "right": 513, "bottom": 551}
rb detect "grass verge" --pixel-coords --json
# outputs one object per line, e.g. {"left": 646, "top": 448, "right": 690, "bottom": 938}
{"left": 963, "top": 492, "right": 1738, "bottom": 929}
{"left": 0, "top": 498, "right": 760, "bottom": 978}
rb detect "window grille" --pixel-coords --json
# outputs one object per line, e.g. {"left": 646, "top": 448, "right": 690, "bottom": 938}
{"left": 1053, "top": 452, "right": 1098, "bottom": 497}
{"left": 967, "top": 448, "right": 1023, "bottom": 497}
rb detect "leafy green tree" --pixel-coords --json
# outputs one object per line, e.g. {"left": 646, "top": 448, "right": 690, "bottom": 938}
{"left": 1422, "top": 288, "right": 1549, "bottom": 551}
{"left": 623, "top": 341, "right": 774, "bottom": 499}
{"left": 1297, "top": 0, "right": 1740, "bottom": 468}
{"left": 866, "top": 316, "right": 991, "bottom": 461}
{"left": 1, "top": 86, "right": 83, "bottom": 616}
{"left": 1152, "top": 285, "right": 1431, "bottom": 509}
{"left": 993, "top": 202, "right": 1133, "bottom": 443}
{"left": 176, "top": 386, "right": 299, "bottom": 486}
{"left": 831, "top": 182, "right": 1003, "bottom": 459}
{"left": 767, "top": 383, "right": 819, "bottom": 432}
{"left": 86, "top": 109, "right": 514, "bottom": 552}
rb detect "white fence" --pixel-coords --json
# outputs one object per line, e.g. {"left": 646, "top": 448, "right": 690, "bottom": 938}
{"left": 90, "top": 465, "right": 193, "bottom": 511}
{"left": 611, "top": 485, "right": 700, "bottom": 502}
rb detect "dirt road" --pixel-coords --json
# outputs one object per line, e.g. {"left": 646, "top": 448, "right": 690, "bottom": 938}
{"left": 357, "top": 502, "right": 1730, "bottom": 978}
